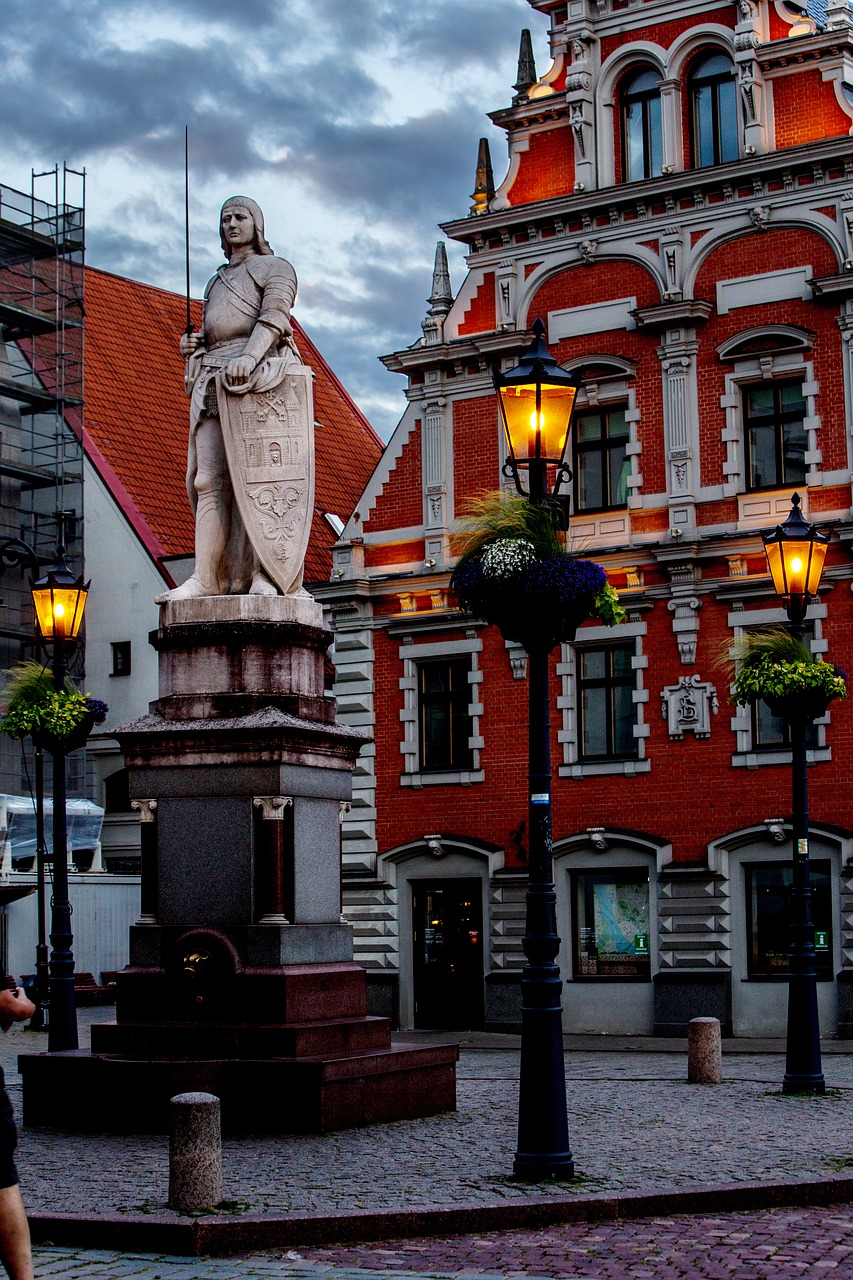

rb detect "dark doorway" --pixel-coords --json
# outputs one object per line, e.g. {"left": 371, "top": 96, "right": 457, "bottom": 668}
{"left": 412, "top": 879, "right": 484, "bottom": 1030}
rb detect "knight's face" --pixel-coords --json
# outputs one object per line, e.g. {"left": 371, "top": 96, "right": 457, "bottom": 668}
{"left": 221, "top": 206, "right": 255, "bottom": 250}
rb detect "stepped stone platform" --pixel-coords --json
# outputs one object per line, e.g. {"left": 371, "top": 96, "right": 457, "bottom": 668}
{"left": 19, "top": 595, "right": 457, "bottom": 1133}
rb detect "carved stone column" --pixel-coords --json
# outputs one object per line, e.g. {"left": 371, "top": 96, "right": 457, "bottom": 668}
{"left": 253, "top": 796, "right": 294, "bottom": 923}
{"left": 423, "top": 397, "right": 449, "bottom": 567}
{"left": 657, "top": 336, "right": 700, "bottom": 539}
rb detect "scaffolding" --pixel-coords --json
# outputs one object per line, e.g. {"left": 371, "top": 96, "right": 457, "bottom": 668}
{"left": 0, "top": 166, "right": 85, "bottom": 796}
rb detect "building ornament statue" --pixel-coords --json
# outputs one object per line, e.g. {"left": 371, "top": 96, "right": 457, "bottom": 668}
{"left": 157, "top": 196, "right": 315, "bottom": 603}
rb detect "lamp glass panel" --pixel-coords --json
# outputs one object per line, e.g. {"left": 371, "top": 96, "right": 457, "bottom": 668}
{"left": 499, "top": 384, "right": 577, "bottom": 462}
{"left": 805, "top": 538, "right": 828, "bottom": 596}
{"left": 32, "top": 585, "right": 88, "bottom": 640}
{"left": 764, "top": 539, "right": 786, "bottom": 596}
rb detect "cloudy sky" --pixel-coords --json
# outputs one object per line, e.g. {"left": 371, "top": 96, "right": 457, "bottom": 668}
{"left": 1, "top": 0, "right": 550, "bottom": 439}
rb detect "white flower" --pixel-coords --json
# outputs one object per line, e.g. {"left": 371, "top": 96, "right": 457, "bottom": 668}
{"left": 480, "top": 538, "right": 537, "bottom": 579}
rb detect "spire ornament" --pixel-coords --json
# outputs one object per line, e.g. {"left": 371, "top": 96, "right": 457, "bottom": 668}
{"left": 514, "top": 29, "right": 537, "bottom": 97}
{"left": 421, "top": 242, "right": 453, "bottom": 346}
{"left": 470, "top": 138, "right": 495, "bottom": 217}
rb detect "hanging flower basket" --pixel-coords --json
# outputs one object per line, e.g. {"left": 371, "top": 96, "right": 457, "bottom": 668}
{"left": 726, "top": 628, "right": 847, "bottom": 725}
{"left": 0, "top": 661, "right": 108, "bottom": 752}
{"left": 31, "top": 711, "right": 99, "bottom": 756}
{"left": 451, "top": 537, "right": 626, "bottom": 651}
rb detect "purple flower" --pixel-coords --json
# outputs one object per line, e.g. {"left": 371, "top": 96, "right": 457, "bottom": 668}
{"left": 84, "top": 697, "right": 109, "bottom": 725}
{"left": 451, "top": 547, "right": 607, "bottom": 620}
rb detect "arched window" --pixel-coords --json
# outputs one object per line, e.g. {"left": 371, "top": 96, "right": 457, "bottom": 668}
{"left": 690, "top": 53, "right": 738, "bottom": 167}
{"left": 622, "top": 68, "right": 663, "bottom": 182}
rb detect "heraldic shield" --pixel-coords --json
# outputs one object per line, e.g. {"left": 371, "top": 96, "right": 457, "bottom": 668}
{"left": 217, "top": 362, "right": 315, "bottom": 596}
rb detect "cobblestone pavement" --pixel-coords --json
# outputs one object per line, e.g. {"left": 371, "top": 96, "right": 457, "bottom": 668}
{"left": 28, "top": 1205, "right": 853, "bottom": 1278}
{"left": 6, "top": 1013, "right": 853, "bottom": 1219}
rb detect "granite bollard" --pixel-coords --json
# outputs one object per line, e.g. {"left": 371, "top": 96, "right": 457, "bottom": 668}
{"left": 169, "top": 1092, "right": 222, "bottom": 1212}
{"left": 687, "top": 1016, "right": 722, "bottom": 1084}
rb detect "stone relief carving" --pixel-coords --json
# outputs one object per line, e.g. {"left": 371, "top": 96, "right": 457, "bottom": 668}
{"left": 661, "top": 675, "right": 719, "bottom": 740}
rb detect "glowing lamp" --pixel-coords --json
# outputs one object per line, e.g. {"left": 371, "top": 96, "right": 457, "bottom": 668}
{"left": 494, "top": 318, "right": 580, "bottom": 475}
{"left": 30, "top": 551, "right": 89, "bottom": 642}
{"left": 762, "top": 493, "right": 830, "bottom": 623}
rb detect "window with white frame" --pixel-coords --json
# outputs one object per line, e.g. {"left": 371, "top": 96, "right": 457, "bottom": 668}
{"left": 557, "top": 618, "right": 650, "bottom": 778}
{"left": 717, "top": 330, "right": 820, "bottom": 503}
{"left": 577, "top": 644, "right": 637, "bottom": 761}
{"left": 417, "top": 658, "right": 474, "bottom": 772}
{"left": 398, "top": 636, "right": 484, "bottom": 786}
{"left": 573, "top": 405, "right": 631, "bottom": 512}
{"left": 728, "top": 604, "right": 832, "bottom": 768}
{"left": 743, "top": 379, "right": 807, "bottom": 492}
{"left": 565, "top": 364, "right": 641, "bottom": 543}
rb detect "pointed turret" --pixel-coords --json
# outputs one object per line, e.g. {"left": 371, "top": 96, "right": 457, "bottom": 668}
{"left": 514, "top": 29, "right": 537, "bottom": 97}
{"left": 421, "top": 242, "right": 453, "bottom": 346}
{"left": 470, "top": 138, "right": 495, "bottom": 217}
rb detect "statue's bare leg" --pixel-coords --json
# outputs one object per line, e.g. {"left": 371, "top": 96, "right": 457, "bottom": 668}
{"left": 156, "top": 417, "right": 229, "bottom": 603}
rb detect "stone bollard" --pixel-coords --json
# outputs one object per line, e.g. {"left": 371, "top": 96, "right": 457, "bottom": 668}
{"left": 168, "top": 1092, "right": 222, "bottom": 1213}
{"left": 687, "top": 1016, "right": 722, "bottom": 1084}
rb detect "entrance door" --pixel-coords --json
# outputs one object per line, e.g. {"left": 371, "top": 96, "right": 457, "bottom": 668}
{"left": 412, "top": 879, "right": 484, "bottom": 1029}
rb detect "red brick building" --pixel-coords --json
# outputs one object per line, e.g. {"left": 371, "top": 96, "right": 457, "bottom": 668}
{"left": 317, "top": 0, "right": 853, "bottom": 1037}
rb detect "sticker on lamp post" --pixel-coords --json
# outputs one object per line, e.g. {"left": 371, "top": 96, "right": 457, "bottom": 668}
{"left": 815, "top": 930, "right": 829, "bottom": 951}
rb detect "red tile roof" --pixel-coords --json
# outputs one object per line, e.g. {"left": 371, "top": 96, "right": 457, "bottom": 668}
{"left": 82, "top": 266, "right": 383, "bottom": 585}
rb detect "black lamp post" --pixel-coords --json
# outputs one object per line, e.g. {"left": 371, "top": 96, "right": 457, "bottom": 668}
{"left": 0, "top": 537, "right": 50, "bottom": 1031}
{"left": 761, "top": 493, "right": 830, "bottom": 1095}
{"left": 29, "top": 549, "right": 89, "bottom": 1053}
{"left": 494, "top": 318, "right": 581, "bottom": 1180}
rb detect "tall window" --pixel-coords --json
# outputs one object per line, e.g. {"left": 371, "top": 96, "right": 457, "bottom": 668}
{"left": 577, "top": 644, "right": 636, "bottom": 760}
{"left": 574, "top": 406, "right": 630, "bottom": 511}
{"left": 690, "top": 52, "right": 738, "bottom": 167}
{"left": 418, "top": 658, "right": 473, "bottom": 772}
{"left": 744, "top": 380, "right": 807, "bottom": 491}
{"left": 746, "top": 861, "right": 832, "bottom": 978}
{"left": 622, "top": 68, "right": 663, "bottom": 182}
{"left": 573, "top": 870, "right": 651, "bottom": 979}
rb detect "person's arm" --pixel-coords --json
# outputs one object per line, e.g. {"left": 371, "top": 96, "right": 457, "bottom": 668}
{"left": 0, "top": 990, "right": 35, "bottom": 1031}
{"left": 226, "top": 259, "right": 297, "bottom": 385}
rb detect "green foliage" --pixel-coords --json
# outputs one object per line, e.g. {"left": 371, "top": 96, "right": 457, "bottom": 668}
{"left": 0, "top": 660, "right": 88, "bottom": 741}
{"left": 0, "top": 659, "right": 75, "bottom": 706}
{"left": 591, "top": 582, "right": 628, "bottom": 628}
{"left": 733, "top": 656, "right": 846, "bottom": 707}
{"left": 454, "top": 492, "right": 565, "bottom": 567}
{"left": 723, "top": 628, "right": 847, "bottom": 707}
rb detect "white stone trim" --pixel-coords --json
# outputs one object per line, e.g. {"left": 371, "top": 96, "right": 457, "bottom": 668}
{"left": 726, "top": 601, "right": 832, "bottom": 767}
{"left": 719, "top": 351, "right": 820, "bottom": 499}
{"left": 549, "top": 297, "right": 637, "bottom": 340}
{"left": 398, "top": 635, "right": 484, "bottom": 786}
{"left": 557, "top": 619, "right": 651, "bottom": 778}
{"left": 568, "top": 379, "right": 642, "bottom": 534}
{"left": 332, "top": 617, "right": 379, "bottom": 875}
{"left": 716, "top": 266, "right": 813, "bottom": 315}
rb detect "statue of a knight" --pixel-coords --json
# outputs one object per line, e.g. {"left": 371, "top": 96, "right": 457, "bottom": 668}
{"left": 157, "top": 195, "right": 315, "bottom": 603}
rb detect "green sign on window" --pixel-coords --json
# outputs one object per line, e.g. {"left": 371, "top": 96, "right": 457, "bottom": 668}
{"left": 815, "top": 930, "right": 829, "bottom": 951}
{"left": 634, "top": 933, "right": 649, "bottom": 955}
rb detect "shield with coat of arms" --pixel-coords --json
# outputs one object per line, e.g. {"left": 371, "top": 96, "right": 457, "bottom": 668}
{"left": 217, "top": 362, "right": 315, "bottom": 596}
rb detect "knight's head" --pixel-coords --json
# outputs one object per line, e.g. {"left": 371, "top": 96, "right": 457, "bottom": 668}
{"left": 219, "top": 196, "right": 274, "bottom": 258}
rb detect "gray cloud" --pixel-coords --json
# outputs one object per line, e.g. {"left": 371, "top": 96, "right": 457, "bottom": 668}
{"left": 1, "top": 0, "right": 547, "bottom": 441}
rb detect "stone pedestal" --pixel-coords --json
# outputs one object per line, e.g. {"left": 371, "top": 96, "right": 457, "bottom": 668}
{"left": 20, "top": 596, "right": 457, "bottom": 1132}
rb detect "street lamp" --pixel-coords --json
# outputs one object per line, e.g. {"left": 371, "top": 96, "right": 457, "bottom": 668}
{"left": 493, "top": 319, "right": 581, "bottom": 1180}
{"left": 761, "top": 493, "right": 830, "bottom": 1095}
{"left": 29, "top": 549, "right": 89, "bottom": 1053}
